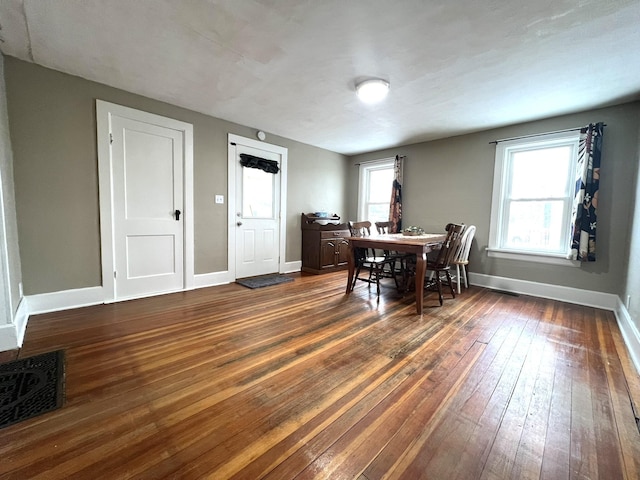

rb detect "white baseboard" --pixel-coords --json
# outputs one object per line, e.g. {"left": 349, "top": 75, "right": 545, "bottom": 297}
{"left": 469, "top": 272, "right": 639, "bottom": 375}
{"left": 282, "top": 261, "right": 302, "bottom": 274}
{"left": 194, "top": 264, "right": 301, "bottom": 289}
{"left": 468, "top": 272, "right": 618, "bottom": 310}
{"left": 11, "top": 270, "right": 638, "bottom": 374}
{"left": 16, "top": 270, "right": 623, "bottom": 317}
{"left": 614, "top": 298, "right": 640, "bottom": 375}
{"left": 26, "top": 286, "right": 105, "bottom": 315}
{"left": 193, "top": 271, "right": 233, "bottom": 288}
{"left": 26, "top": 266, "right": 272, "bottom": 313}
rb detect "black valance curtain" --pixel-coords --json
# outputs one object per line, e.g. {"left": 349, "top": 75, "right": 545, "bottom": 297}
{"left": 239, "top": 153, "right": 280, "bottom": 174}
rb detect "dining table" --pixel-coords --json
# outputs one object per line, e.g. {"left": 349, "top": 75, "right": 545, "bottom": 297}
{"left": 345, "top": 232, "right": 447, "bottom": 314}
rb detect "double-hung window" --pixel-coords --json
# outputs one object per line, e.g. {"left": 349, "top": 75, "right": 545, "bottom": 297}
{"left": 488, "top": 131, "right": 580, "bottom": 266}
{"left": 357, "top": 158, "right": 395, "bottom": 223}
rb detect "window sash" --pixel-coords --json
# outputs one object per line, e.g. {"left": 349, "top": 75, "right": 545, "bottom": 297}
{"left": 500, "top": 198, "right": 572, "bottom": 254}
{"left": 357, "top": 158, "right": 394, "bottom": 222}
{"left": 489, "top": 132, "right": 579, "bottom": 260}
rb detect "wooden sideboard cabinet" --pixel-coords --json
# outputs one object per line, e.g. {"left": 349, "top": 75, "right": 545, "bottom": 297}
{"left": 301, "top": 213, "right": 351, "bottom": 274}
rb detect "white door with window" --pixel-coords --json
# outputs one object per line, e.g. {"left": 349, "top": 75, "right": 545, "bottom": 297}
{"left": 229, "top": 135, "right": 287, "bottom": 279}
{"left": 97, "top": 101, "right": 194, "bottom": 301}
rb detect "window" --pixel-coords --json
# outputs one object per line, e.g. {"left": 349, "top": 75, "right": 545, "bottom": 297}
{"left": 488, "top": 131, "right": 580, "bottom": 266}
{"left": 357, "top": 158, "right": 394, "bottom": 223}
{"left": 242, "top": 167, "right": 274, "bottom": 218}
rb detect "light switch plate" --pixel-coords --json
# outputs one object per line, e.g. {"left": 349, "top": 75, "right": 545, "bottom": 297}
{"left": 215, "top": 195, "right": 224, "bottom": 204}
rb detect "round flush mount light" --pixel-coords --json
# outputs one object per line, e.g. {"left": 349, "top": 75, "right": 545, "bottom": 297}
{"left": 356, "top": 78, "right": 390, "bottom": 103}
{"left": 257, "top": 130, "right": 266, "bottom": 141}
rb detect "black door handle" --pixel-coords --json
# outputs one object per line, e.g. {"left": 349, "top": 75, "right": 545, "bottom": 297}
{"left": 175, "top": 209, "right": 181, "bottom": 221}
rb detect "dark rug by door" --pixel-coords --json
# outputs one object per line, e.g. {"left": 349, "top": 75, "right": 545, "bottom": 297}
{"left": 0, "top": 350, "right": 65, "bottom": 429}
{"left": 236, "top": 274, "right": 294, "bottom": 289}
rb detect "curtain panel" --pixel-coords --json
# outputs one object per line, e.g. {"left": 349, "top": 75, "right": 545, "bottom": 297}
{"left": 389, "top": 155, "right": 404, "bottom": 233}
{"left": 570, "top": 122, "right": 604, "bottom": 262}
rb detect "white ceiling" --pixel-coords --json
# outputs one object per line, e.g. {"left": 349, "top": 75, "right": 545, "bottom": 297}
{"left": 1, "top": 0, "right": 639, "bottom": 155}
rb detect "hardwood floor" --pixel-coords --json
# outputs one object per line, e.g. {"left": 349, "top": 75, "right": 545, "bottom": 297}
{"left": 2, "top": 271, "right": 640, "bottom": 479}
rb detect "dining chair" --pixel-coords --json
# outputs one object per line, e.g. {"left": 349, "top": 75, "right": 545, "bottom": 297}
{"left": 451, "top": 224, "right": 476, "bottom": 294}
{"left": 349, "top": 221, "right": 400, "bottom": 297}
{"left": 423, "top": 223, "right": 466, "bottom": 306}
{"left": 373, "top": 221, "right": 394, "bottom": 235}
{"left": 375, "top": 221, "right": 412, "bottom": 282}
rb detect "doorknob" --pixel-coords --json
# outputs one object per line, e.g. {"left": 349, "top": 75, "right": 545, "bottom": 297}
{"left": 237, "top": 221, "right": 243, "bottom": 226}
{"left": 175, "top": 209, "right": 181, "bottom": 221}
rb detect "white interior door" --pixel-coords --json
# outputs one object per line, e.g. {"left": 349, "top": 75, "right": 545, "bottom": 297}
{"left": 110, "top": 114, "right": 185, "bottom": 299}
{"left": 98, "top": 101, "right": 194, "bottom": 302}
{"left": 234, "top": 142, "right": 283, "bottom": 278}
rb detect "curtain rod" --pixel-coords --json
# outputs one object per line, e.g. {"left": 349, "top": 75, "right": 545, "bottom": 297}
{"left": 354, "top": 155, "right": 403, "bottom": 167}
{"left": 489, "top": 124, "right": 606, "bottom": 144}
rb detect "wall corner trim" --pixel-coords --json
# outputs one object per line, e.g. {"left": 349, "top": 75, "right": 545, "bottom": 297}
{"left": 0, "top": 296, "right": 29, "bottom": 351}
{"left": 14, "top": 296, "right": 28, "bottom": 346}
{"left": 0, "top": 323, "right": 18, "bottom": 351}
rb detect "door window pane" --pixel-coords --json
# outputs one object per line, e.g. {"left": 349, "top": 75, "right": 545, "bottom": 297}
{"left": 242, "top": 167, "right": 274, "bottom": 218}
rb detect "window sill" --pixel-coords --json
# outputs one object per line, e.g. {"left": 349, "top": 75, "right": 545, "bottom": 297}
{"left": 486, "top": 248, "right": 581, "bottom": 267}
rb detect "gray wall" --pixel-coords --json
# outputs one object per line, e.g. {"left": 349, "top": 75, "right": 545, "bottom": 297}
{"left": 4, "top": 57, "right": 348, "bottom": 295}
{"left": 5, "top": 52, "right": 639, "bottom": 328}
{"left": 625, "top": 123, "right": 640, "bottom": 329}
{"left": 0, "top": 55, "right": 22, "bottom": 321}
{"left": 349, "top": 102, "right": 640, "bottom": 297}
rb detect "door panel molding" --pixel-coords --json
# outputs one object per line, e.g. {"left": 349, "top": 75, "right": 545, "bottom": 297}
{"left": 228, "top": 134, "right": 288, "bottom": 279}
{"left": 97, "top": 100, "right": 194, "bottom": 302}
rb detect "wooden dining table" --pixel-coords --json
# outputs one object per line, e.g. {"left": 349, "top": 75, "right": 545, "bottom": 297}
{"left": 345, "top": 233, "right": 447, "bottom": 314}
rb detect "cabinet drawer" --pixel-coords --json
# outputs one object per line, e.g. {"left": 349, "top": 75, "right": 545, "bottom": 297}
{"left": 320, "top": 230, "right": 349, "bottom": 239}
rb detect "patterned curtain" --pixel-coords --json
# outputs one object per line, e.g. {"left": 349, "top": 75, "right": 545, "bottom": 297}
{"left": 389, "top": 155, "right": 404, "bottom": 233}
{"left": 570, "top": 122, "right": 604, "bottom": 261}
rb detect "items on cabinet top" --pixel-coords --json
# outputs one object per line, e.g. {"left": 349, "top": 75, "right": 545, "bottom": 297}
{"left": 301, "top": 213, "right": 348, "bottom": 229}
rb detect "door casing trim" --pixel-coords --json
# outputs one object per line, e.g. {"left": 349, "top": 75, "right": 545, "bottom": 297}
{"left": 227, "top": 134, "right": 288, "bottom": 279}
{"left": 96, "top": 100, "right": 194, "bottom": 302}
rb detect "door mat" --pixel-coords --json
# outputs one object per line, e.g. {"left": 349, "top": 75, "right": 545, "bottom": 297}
{"left": 236, "top": 274, "right": 294, "bottom": 289}
{"left": 0, "top": 350, "right": 65, "bottom": 429}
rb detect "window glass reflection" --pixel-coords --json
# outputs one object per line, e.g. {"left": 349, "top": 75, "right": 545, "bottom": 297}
{"left": 242, "top": 167, "right": 274, "bottom": 218}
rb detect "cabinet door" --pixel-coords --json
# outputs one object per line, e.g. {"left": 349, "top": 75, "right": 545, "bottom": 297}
{"left": 320, "top": 239, "right": 337, "bottom": 268}
{"left": 336, "top": 239, "right": 350, "bottom": 266}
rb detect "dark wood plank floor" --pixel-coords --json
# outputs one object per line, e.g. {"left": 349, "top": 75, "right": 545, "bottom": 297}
{"left": 1, "top": 271, "right": 639, "bottom": 479}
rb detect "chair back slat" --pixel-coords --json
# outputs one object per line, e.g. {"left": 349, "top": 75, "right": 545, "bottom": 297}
{"left": 453, "top": 225, "right": 476, "bottom": 264}
{"left": 375, "top": 221, "right": 393, "bottom": 234}
{"left": 349, "top": 221, "right": 372, "bottom": 237}
{"left": 432, "top": 223, "right": 465, "bottom": 269}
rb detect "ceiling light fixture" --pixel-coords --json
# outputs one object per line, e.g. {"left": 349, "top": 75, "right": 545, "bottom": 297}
{"left": 356, "top": 78, "right": 390, "bottom": 104}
